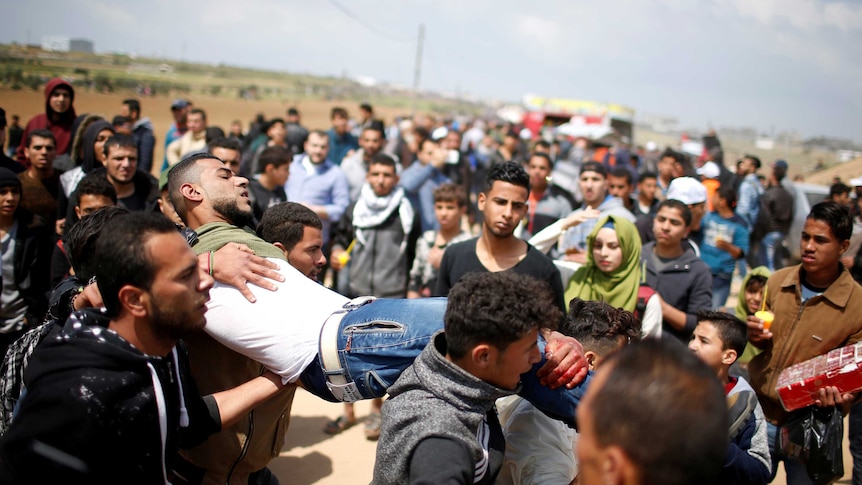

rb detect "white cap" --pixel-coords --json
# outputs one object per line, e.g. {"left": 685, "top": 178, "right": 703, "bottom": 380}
{"left": 645, "top": 141, "right": 657, "bottom": 152}
{"left": 431, "top": 126, "right": 449, "bottom": 141}
{"left": 696, "top": 161, "right": 721, "bottom": 180}
{"left": 850, "top": 176, "right": 862, "bottom": 187}
{"left": 667, "top": 177, "right": 707, "bottom": 205}
{"left": 519, "top": 127, "right": 532, "bottom": 140}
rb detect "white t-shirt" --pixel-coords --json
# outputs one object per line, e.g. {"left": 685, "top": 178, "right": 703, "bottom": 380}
{"left": 202, "top": 258, "right": 349, "bottom": 383}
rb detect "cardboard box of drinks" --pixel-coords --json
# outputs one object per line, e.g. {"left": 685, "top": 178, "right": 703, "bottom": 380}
{"left": 776, "top": 341, "right": 862, "bottom": 412}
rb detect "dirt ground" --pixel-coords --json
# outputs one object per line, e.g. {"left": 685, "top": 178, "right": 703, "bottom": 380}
{"left": 0, "top": 89, "right": 408, "bottom": 163}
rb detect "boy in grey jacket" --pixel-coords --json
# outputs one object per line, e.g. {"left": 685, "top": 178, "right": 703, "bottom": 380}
{"left": 373, "top": 271, "right": 561, "bottom": 485}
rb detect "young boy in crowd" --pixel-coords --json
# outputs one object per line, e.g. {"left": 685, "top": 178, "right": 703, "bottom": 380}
{"left": 700, "top": 184, "right": 749, "bottom": 308}
{"left": 247, "top": 145, "right": 289, "bottom": 220}
{"left": 497, "top": 299, "right": 641, "bottom": 485}
{"left": 407, "top": 183, "right": 471, "bottom": 298}
{"left": 688, "top": 311, "right": 771, "bottom": 485}
{"left": 373, "top": 271, "right": 562, "bottom": 485}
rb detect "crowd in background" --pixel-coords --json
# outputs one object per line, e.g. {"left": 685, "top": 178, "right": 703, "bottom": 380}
{"left": 1, "top": 77, "right": 862, "bottom": 484}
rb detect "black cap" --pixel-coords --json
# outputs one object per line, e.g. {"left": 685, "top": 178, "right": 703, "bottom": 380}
{"left": 0, "top": 168, "right": 21, "bottom": 190}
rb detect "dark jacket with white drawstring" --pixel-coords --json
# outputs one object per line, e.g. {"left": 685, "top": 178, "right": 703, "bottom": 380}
{"left": 0, "top": 308, "right": 220, "bottom": 484}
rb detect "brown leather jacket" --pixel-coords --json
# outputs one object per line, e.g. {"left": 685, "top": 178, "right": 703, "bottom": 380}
{"left": 749, "top": 264, "right": 862, "bottom": 424}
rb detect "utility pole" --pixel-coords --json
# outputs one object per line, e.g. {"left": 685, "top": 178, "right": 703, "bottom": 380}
{"left": 411, "top": 23, "right": 425, "bottom": 115}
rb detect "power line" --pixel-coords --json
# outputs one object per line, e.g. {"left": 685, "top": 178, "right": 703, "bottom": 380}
{"left": 328, "top": 0, "right": 415, "bottom": 43}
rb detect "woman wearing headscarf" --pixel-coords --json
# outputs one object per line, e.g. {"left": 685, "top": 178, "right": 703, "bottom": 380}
{"left": 57, "top": 120, "right": 115, "bottom": 233}
{"left": 563, "top": 214, "right": 662, "bottom": 338}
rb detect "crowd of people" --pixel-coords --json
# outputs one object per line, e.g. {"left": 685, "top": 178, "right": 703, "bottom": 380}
{"left": 0, "top": 77, "right": 860, "bottom": 484}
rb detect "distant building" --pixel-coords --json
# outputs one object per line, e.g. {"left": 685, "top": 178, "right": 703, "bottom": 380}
{"left": 41, "top": 36, "right": 94, "bottom": 54}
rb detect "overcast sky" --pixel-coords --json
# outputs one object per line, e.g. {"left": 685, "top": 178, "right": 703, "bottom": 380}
{"left": 3, "top": 0, "right": 861, "bottom": 142}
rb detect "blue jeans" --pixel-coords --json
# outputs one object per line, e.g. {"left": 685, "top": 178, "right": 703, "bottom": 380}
{"left": 712, "top": 272, "right": 733, "bottom": 309}
{"left": 759, "top": 231, "right": 786, "bottom": 272}
{"left": 767, "top": 421, "right": 815, "bottom": 485}
{"left": 299, "top": 297, "right": 588, "bottom": 428}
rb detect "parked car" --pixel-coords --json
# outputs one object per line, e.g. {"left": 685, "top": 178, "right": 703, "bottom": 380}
{"left": 786, "top": 182, "right": 830, "bottom": 263}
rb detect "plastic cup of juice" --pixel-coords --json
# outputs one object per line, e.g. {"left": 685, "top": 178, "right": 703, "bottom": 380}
{"left": 337, "top": 253, "right": 351, "bottom": 267}
{"left": 754, "top": 310, "right": 774, "bottom": 331}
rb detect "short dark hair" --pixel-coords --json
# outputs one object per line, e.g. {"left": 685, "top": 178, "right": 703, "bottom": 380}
{"left": 189, "top": 108, "right": 207, "bottom": 121}
{"left": 168, "top": 153, "right": 218, "bottom": 222}
{"left": 258, "top": 202, "right": 323, "bottom": 252}
{"left": 26, "top": 129, "right": 56, "bottom": 148}
{"left": 266, "top": 118, "right": 285, "bottom": 131}
{"left": 205, "top": 127, "right": 225, "bottom": 144}
{"left": 484, "top": 161, "right": 530, "bottom": 195}
{"left": 287, "top": 107, "right": 299, "bottom": 116}
{"left": 122, "top": 99, "right": 141, "bottom": 116}
{"left": 102, "top": 134, "right": 136, "bottom": 158}
{"left": 528, "top": 152, "right": 554, "bottom": 170}
{"left": 590, "top": 339, "right": 727, "bottom": 485}
{"left": 639, "top": 171, "right": 657, "bottom": 182}
{"left": 657, "top": 199, "right": 692, "bottom": 226}
{"left": 697, "top": 310, "right": 747, "bottom": 358}
{"left": 330, "top": 107, "right": 348, "bottom": 119}
{"left": 359, "top": 103, "right": 373, "bottom": 113}
{"left": 608, "top": 167, "right": 632, "bottom": 185}
{"left": 830, "top": 182, "right": 851, "bottom": 199}
{"left": 808, "top": 201, "right": 853, "bottom": 242}
{"left": 561, "top": 299, "right": 641, "bottom": 357}
{"left": 362, "top": 122, "right": 386, "bottom": 140}
{"left": 433, "top": 183, "right": 467, "bottom": 207}
{"left": 75, "top": 171, "right": 118, "bottom": 204}
{"left": 445, "top": 272, "right": 560, "bottom": 359}
{"left": 257, "top": 146, "right": 292, "bottom": 173}
{"left": 743, "top": 154, "right": 762, "bottom": 169}
{"left": 660, "top": 148, "right": 679, "bottom": 162}
{"left": 207, "top": 136, "right": 242, "bottom": 153}
{"left": 533, "top": 140, "right": 551, "bottom": 152}
{"left": 67, "top": 206, "right": 129, "bottom": 281}
{"left": 94, "top": 212, "right": 178, "bottom": 318}
{"left": 369, "top": 153, "right": 397, "bottom": 171}
{"left": 112, "top": 115, "right": 131, "bottom": 126}
{"left": 717, "top": 182, "right": 737, "bottom": 207}
{"left": 580, "top": 161, "right": 607, "bottom": 178}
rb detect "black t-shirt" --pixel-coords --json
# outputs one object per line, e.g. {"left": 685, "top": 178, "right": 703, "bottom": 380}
{"left": 434, "top": 238, "right": 566, "bottom": 311}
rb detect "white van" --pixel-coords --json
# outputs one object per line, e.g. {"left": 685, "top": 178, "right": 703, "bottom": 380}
{"left": 786, "top": 182, "right": 830, "bottom": 263}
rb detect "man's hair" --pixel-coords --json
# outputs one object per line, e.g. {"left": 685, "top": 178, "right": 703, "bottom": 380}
{"left": 580, "top": 161, "right": 607, "bottom": 178}
{"left": 660, "top": 148, "right": 679, "bottom": 162}
{"left": 745, "top": 274, "right": 768, "bottom": 294}
{"left": 534, "top": 140, "right": 551, "bottom": 152}
{"left": 112, "top": 115, "right": 131, "bottom": 127}
{"left": 26, "top": 129, "right": 56, "bottom": 147}
{"left": 369, "top": 153, "right": 397, "bottom": 171}
{"left": 561, "top": 299, "right": 641, "bottom": 357}
{"left": 102, "top": 134, "right": 136, "bottom": 158}
{"left": 657, "top": 199, "right": 692, "bottom": 226}
{"left": 444, "top": 272, "right": 560, "bottom": 359}
{"left": 433, "top": 183, "right": 467, "bottom": 207}
{"left": 287, "top": 107, "right": 299, "bottom": 116}
{"left": 484, "top": 161, "right": 530, "bottom": 195}
{"left": 743, "top": 154, "right": 762, "bottom": 169}
{"left": 168, "top": 152, "right": 218, "bottom": 222}
{"left": 359, "top": 103, "right": 373, "bottom": 113}
{"left": 308, "top": 129, "right": 328, "bottom": 141}
{"left": 205, "top": 127, "right": 224, "bottom": 144}
{"left": 122, "top": 99, "right": 141, "bottom": 116}
{"left": 257, "top": 146, "right": 292, "bottom": 174}
{"left": 609, "top": 167, "right": 632, "bottom": 185}
{"left": 93, "top": 212, "right": 178, "bottom": 318}
{"left": 639, "top": 171, "right": 657, "bottom": 182}
{"left": 362, "top": 122, "right": 386, "bottom": 139}
{"left": 258, "top": 202, "right": 323, "bottom": 252}
{"left": 591, "top": 339, "right": 728, "bottom": 485}
{"left": 75, "top": 171, "right": 118, "bottom": 204}
{"left": 266, "top": 118, "right": 285, "bottom": 131}
{"left": 330, "top": 107, "right": 348, "bottom": 119}
{"left": 830, "top": 182, "right": 851, "bottom": 199}
{"left": 529, "top": 152, "right": 553, "bottom": 169}
{"left": 67, "top": 206, "right": 129, "bottom": 282}
{"left": 808, "top": 201, "right": 853, "bottom": 242}
{"left": 208, "top": 136, "right": 242, "bottom": 153}
{"left": 189, "top": 108, "right": 207, "bottom": 121}
{"left": 696, "top": 310, "right": 747, "bottom": 358}
{"left": 717, "top": 182, "right": 737, "bottom": 207}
